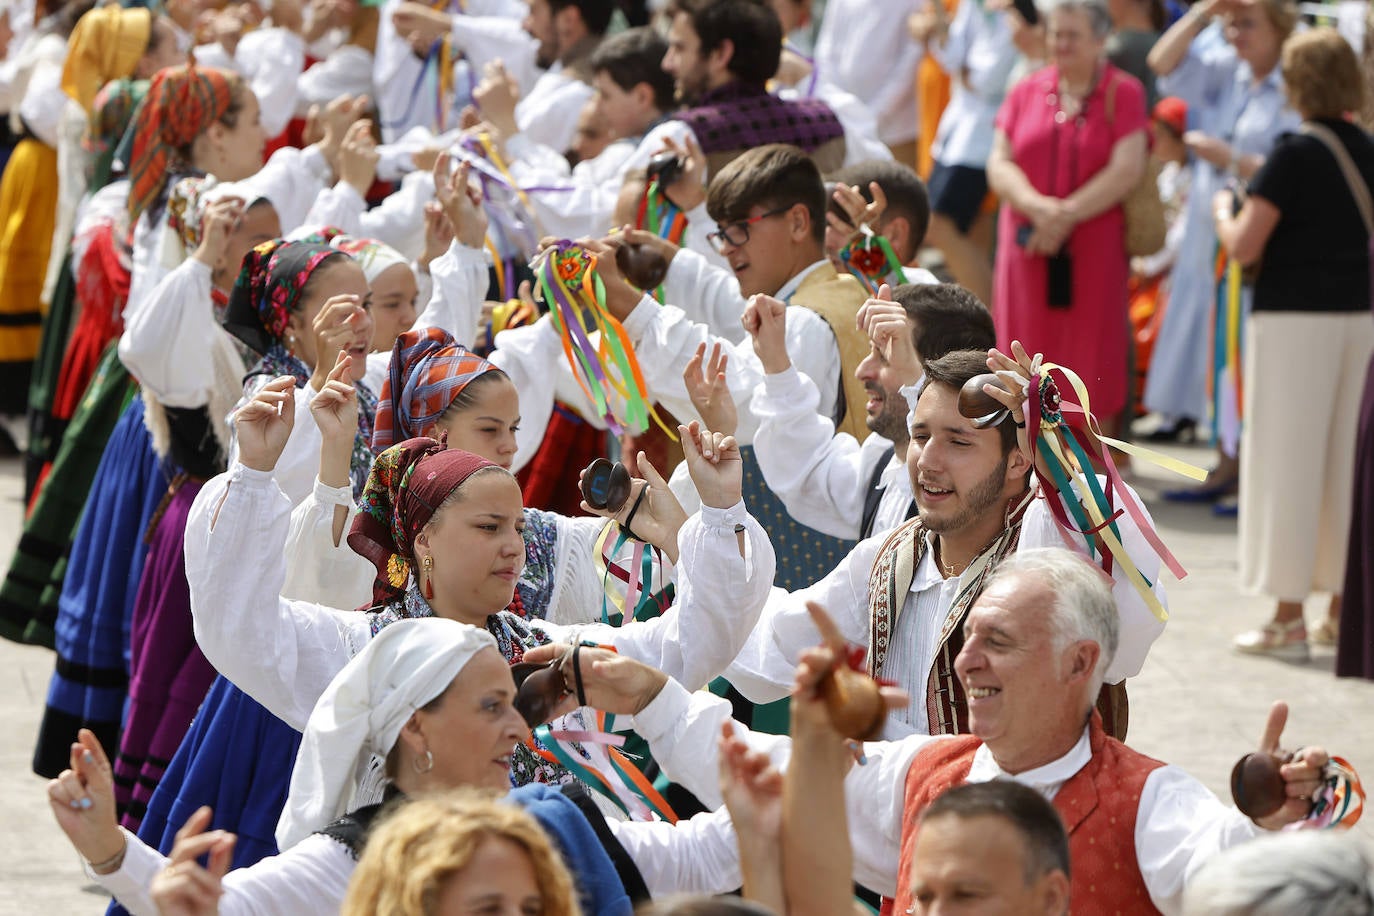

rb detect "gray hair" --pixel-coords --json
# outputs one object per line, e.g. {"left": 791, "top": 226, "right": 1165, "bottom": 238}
{"left": 984, "top": 548, "right": 1119, "bottom": 692}
{"left": 1182, "top": 832, "right": 1374, "bottom": 915}
{"left": 1039, "top": 0, "right": 1114, "bottom": 38}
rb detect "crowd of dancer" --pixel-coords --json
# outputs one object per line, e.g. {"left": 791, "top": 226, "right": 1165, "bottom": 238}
{"left": 2, "top": 0, "right": 1373, "bottom": 912}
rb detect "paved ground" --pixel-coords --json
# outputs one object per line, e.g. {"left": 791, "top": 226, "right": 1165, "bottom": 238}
{"left": 0, "top": 444, "right": 1371, "bottom": 913}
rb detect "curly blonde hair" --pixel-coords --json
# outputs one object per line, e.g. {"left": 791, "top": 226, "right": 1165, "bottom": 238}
{"left": 342, "top": 788, "right": 582, "bottom": 916}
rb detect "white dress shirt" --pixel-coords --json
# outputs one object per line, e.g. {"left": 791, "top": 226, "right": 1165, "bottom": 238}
{"left": 514, "top": 64, "right": 595, "bottom": 155}
{"left": 633, "top": 678, "right": 1261, "bottom": 913}
{"left": 751, "top": 366, "right": 914, "bottom": 541}
{"left": 185, "top": 463, "right": 774, "bottom": 732}
{"left": 506, "top": 134, "right": 639, "bottom": 240}
{"left": 93, "top": 803, "right": 742, "bottom": 915}
{"left": 723, "top": 482, "right": 1169, "bottom": 729}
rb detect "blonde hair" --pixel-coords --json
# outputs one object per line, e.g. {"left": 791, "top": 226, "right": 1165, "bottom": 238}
{"left": 1282, "top": 28, "right": 1366, "bottom": 119}
{"left": 342, "top": 789, "right": 582, "bottom": 916}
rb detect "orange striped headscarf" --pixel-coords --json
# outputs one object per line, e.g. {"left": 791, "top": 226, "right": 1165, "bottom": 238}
{"left": 126, "top": 63, "right": 239, "bottom": 223}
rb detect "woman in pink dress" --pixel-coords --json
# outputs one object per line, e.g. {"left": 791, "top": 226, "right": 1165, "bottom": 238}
{"left": 988, "top": 0, "right": 1149, "bottom": 428}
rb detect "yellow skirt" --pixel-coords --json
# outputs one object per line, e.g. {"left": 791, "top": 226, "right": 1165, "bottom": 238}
{"left": 0, "top": 137, "right": 59, "bottom": 365}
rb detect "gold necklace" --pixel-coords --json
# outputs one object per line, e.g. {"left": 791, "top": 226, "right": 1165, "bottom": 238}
{"left": 934, "top": 531, "right": 1005, "bottom": 579}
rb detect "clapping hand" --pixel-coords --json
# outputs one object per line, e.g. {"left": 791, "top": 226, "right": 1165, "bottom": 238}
{"left": 308, "top": 294, "right": 370, "bottom": 391}
{"left": 683, "top": 342, "right": 738, "bottom": 437}
{"left": 742, "top": 294, "right": 790, "bottom": 375}
{"left": 47, "top": 729, "right": 124, "bottom": 874}
{"left": 420, "top": 201, "right": 456, "bottom": 269}
{"left": 309, "top": 351, "right": 358, "bottom": 444}
{"left": 856, "top": 283, "right": 922, "bottom": 387}
{"left": 234, "top": 376, "right": 297, "bottom": 473}
{"left": 149, "top": 807, "right": 236, "bottom": 916}
{"left": 679, "top": 419, "right": 742, "bottom": 511}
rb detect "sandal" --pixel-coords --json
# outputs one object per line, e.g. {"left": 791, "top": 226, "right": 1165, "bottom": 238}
{"left": 1233, "top": 618, "right": 1310, "bottom": 661}
{"left": 1310, "top": 617, "right": 1339, "bottom": 647}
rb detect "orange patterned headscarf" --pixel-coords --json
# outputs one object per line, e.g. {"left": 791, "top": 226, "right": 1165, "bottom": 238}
{"left": 60, "top": 6, "right": 152, "bottom": 114}
{"left": 126, "top": 63, "right": 238, "bottom": 223}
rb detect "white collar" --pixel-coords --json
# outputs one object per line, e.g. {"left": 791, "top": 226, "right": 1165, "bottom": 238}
{"left": 967, "top": 726, "right": 1093, "bottom": 799}
{"left": 775, "top": 259, "right": 832, "bottom": 302}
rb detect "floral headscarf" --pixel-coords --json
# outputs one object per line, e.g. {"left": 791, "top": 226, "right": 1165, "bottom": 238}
{"left": 126, "top": 63, "right": 239, "bottom": 222}
{"left": 222, "top": 238, "right": 342, "bottom": 356}
{"left": 348, "top": 439, "right": 500, "bottom": 606}
{"left": 226, "top": 238, "right": 380, "bottom": 497}
{"left": 373, "top": 328, "right": 501, "bottom": 451}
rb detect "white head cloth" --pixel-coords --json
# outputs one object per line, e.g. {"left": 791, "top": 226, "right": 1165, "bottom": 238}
{"left": 275, "top": 617, "right": 497, "bottom": 850}
{"left": 329, "top": 234, "right": 412, "bottom": 286}
{"left": 900, "top": 375, "right": 925, "bottom": 435}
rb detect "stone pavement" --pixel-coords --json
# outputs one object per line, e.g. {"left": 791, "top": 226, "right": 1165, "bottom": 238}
{"left": 0, "top": 444, "right": 1371, "bottom": 913}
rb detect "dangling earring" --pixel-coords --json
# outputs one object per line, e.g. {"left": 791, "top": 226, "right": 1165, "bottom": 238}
{"left": 422, "top": 555, "right": 434, "bottom": 600}
{"left": 413, "top": 748, "right": 434, "bottom": 774}
{"left": 285, "top": 332, "right": 296, "bottom": 355}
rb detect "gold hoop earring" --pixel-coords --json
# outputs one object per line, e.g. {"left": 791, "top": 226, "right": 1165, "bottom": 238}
{"left": 413, "top": 749, "right": 434, "bottom": 774}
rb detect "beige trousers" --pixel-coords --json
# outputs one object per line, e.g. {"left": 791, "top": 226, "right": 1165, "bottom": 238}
{"left": 1239, "top": 311, "right": 1374, "bottom": 600}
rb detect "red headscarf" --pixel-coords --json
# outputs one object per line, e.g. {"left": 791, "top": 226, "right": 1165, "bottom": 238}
{"left": 126, "top": 62, "right": 237, "bottom": 222}
{"left": 348, "top": 439, "right": 501, "bottom": 606}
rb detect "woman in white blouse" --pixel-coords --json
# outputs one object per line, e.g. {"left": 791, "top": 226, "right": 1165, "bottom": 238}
{"left": 51, "top": 616, "right": 742, "bottom": 915}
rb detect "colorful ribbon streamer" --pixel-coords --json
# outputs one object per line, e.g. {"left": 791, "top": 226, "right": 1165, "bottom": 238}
{"left": 633, "top": 180, "right": 687, "bottom": 302}
{"left": 592, "top": 519, "right": 673, "bottom": 625}
{"left": 1299, "top": 757, "right": 1365, "bottom": 830}
{"left": 839, "top": 232, "right": 908, "bottom": 296}
{"left": 1022, "top": 359, "right": 1207, "bottom": 622}
{"left": 533, "top": 240, "right": 672, "bottom": 437}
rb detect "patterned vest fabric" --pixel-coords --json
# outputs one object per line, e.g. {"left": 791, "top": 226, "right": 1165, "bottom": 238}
{"left": 679, "top": 81, "right": 847, "bottom": 176}
{"left": 883, "top": 717, "right": 1166, "bottom": 916}
{"left": 788, "top": 265, "right": 873, "bottom": 443}
{"left": 865, "top": 492, "right": 1033, "bottom": 734}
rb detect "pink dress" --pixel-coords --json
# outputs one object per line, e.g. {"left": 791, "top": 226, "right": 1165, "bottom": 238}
{"left": 992, "top": 64, "right": 1147, "bottom": 418}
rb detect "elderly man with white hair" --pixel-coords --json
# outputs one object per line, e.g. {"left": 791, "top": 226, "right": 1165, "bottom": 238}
{"left": 529, "top": 547, "right": 1337, "bottom": 915}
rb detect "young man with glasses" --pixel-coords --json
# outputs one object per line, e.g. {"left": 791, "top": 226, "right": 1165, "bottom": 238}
{"left": 598, "top": 143, "right": 873, "bottom": 591}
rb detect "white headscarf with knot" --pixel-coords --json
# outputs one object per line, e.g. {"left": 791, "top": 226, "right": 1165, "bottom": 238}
{"left": 275, "top": 617, "right": 497, "bottom": 850}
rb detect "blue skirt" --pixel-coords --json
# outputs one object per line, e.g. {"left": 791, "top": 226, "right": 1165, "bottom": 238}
{"left": 121, "top": 676, "right": 301, "bottom": 902}
{"left": 32, "top": 397, "right": 165, "bottom": 778}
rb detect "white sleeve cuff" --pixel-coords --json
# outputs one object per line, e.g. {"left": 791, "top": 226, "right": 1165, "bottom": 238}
{"left": 631, "top": 677, "right": 694, "bottom": 744}
{"left": 230, "top": 463, "right": 278, "bottom": 487}
{"left": 312, "top": 476, "right": 354, "bottom": 507}
{"left": 620, "top": 294, "right": 662, "bottom": 341}
{"left": 697, "top": 500, "right": 747, "bottom": 529}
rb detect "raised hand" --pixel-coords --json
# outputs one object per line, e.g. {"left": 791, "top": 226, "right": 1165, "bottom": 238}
{"left": 579, "top": 235, "right": 643, "bottom": 321}
{"left": 192, "top": 196, "right": 246, "bottom": 273}
{"left": 578, "top": 451, "right": 689, "bottom": 564}
{"left": 336, "top": 119, "right": 379, "bottom": 198}
{"left": 856, "top": 283, "right": 922, "bottom": 387}
{"left": 432, "top": 153, "right": 488, "bottom": 250}
{"left": 309, "top": 352, "right": 358, "bottom": 444}
{"left": 683, "top": 342, "right": 738, "bottom": 438}
{"left": 719, "top": 721, "right": 784, "bottom": 842}
{"left": 792, "top": 603, "right": 906, "bottom": 740}
{"left": 391, "top": 1, "right": 452, "bottom": 55}
{"left": 47, "top": 729, "right": 124, "bottom": 873}
{"left": 316, "top": 93, "right": 370, "bottom": 174}
{"left": 741, "top": 294, "right": 790, "bottom": 375}
{"left": 473, "top": 60, "right": 520, "bottom": 138}
{"left": 658, "top": 133, "right": 707, "bottom": 211}
{"left": 679, "top": 419, "right": 742, "bottom": 511}
{"left": 420, "top": 201, "right": 455, "bottom": 269}
{"left": 1252, "top": 701, "right": 1331, "bottom": 830}
{"left": 308, "top": 294, "right": 369, "bottom": 391}
{"left": 149, "top": 806, "right": 236, "bottom": 916}
{"left": 825, "top": 181, "right": 888, "bottom": 258}
{"left": 234, "top": 376, "right": 297, "bottom": 473}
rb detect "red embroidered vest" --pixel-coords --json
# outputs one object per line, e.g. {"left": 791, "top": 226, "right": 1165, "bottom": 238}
{"left": 882, "top": 716, "right": 1166, "bottom": 915}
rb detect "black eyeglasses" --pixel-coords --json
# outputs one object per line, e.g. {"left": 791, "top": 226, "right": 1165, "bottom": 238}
{"left": 706, "top": 206, "right": 791, "bottom": 253}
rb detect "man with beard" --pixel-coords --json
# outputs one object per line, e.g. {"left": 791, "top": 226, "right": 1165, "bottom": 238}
{"left": 391, "top": 0, "right": 614, "bottom": 154}
{"left": 750, "top": 282, "right": 995, "bottom": 542}
{"left": 720, "top": 348, "right": 1167, "bottom": 739}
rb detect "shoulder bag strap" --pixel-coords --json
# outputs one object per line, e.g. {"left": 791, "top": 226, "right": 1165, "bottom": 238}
{"left": 1301, "top": 122, "right": 1374, "bottom": 236}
